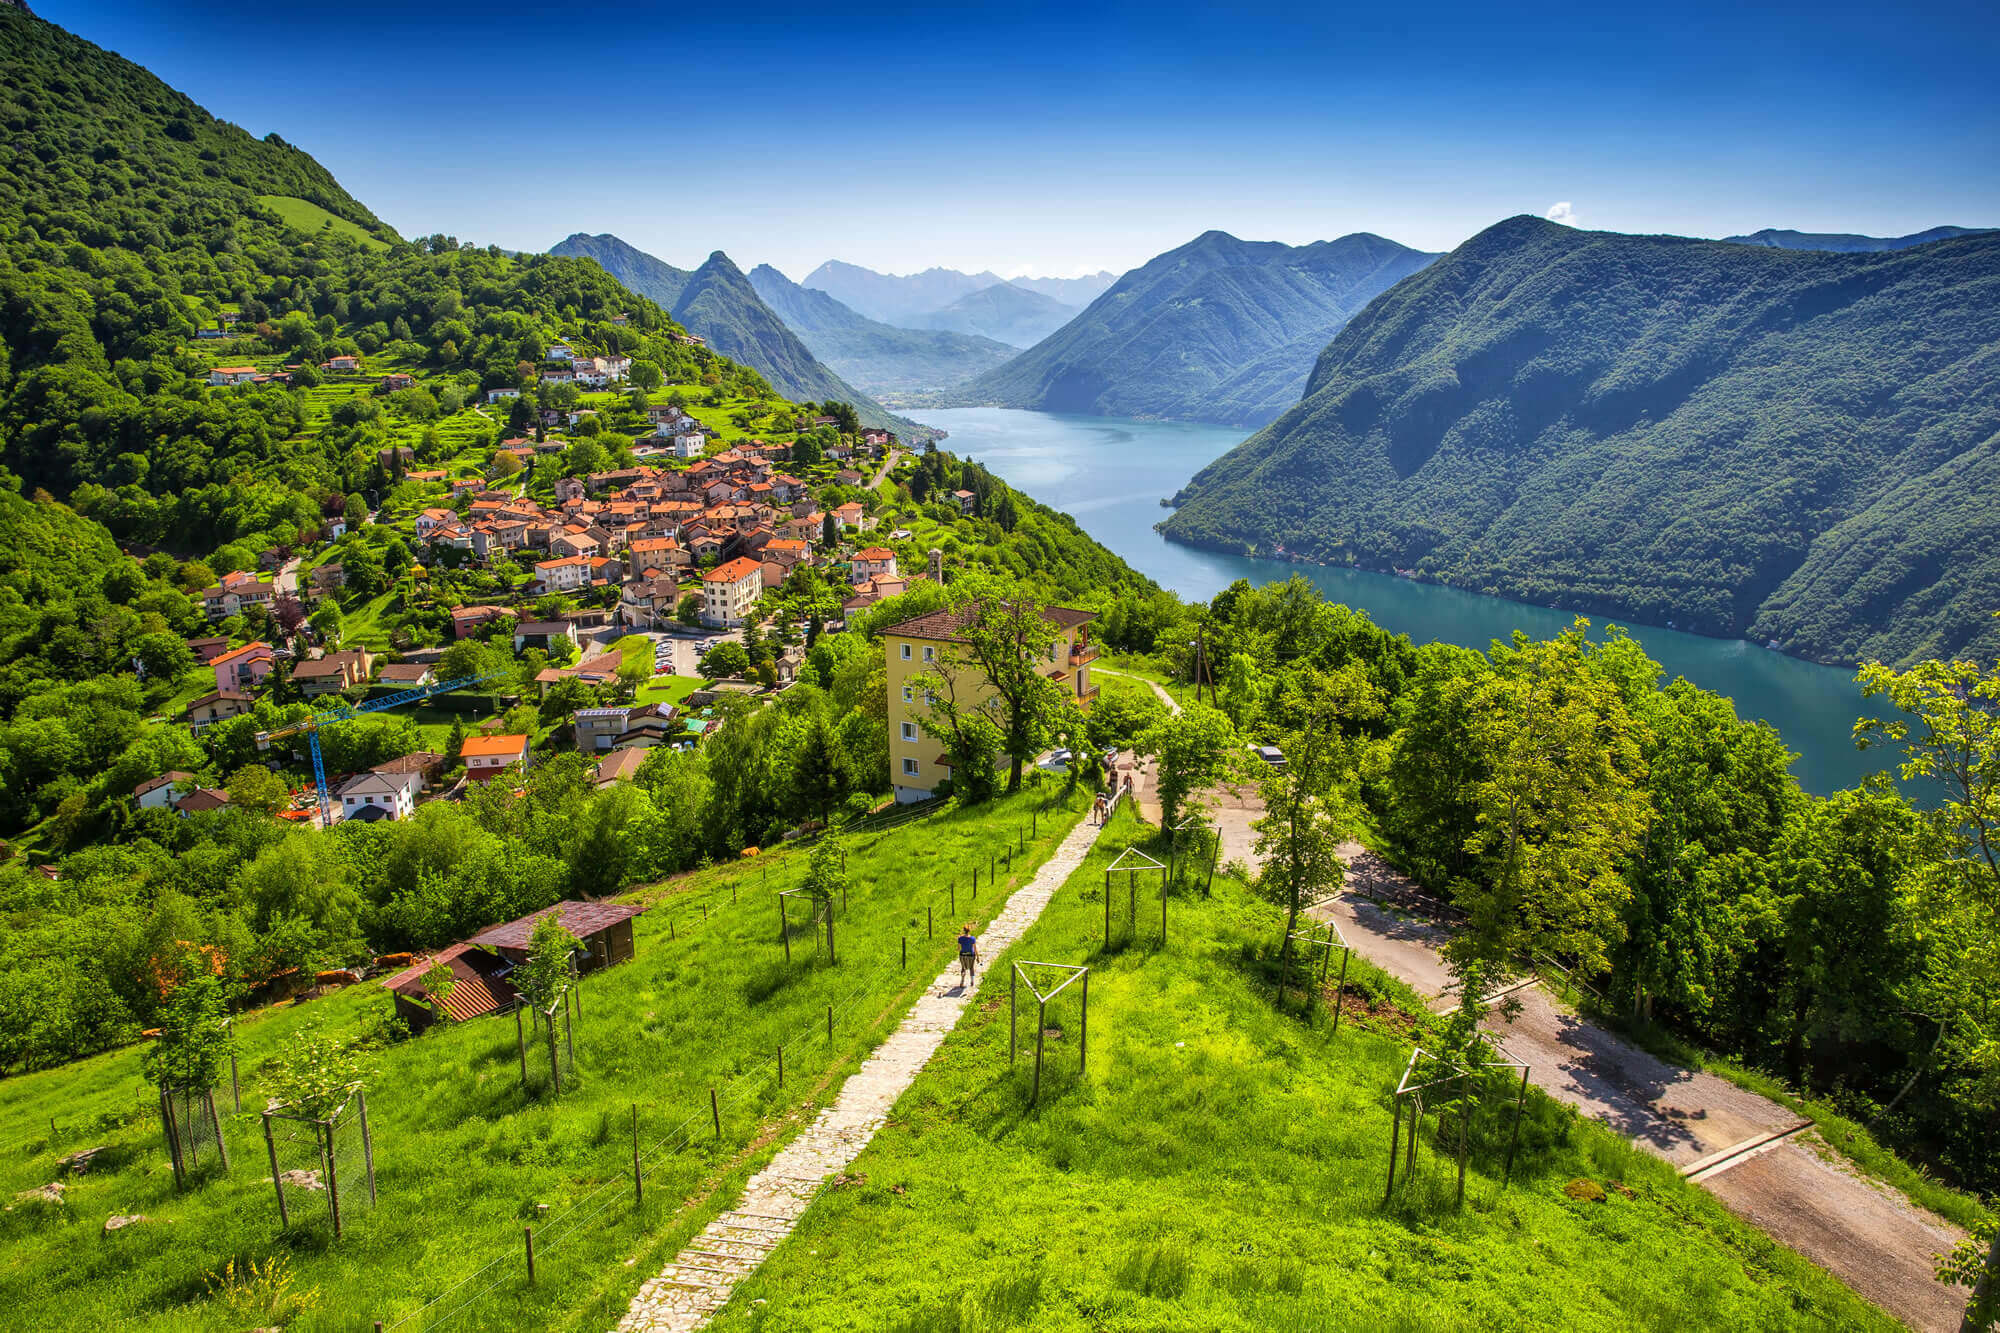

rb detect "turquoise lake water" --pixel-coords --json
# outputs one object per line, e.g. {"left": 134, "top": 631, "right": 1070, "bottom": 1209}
{"left": 910, "top": 406, "right": 1902, "bottom": 796}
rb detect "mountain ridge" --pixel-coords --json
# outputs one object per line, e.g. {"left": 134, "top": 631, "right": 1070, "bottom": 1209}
{"left": 1162, "top": 215, "right": 2000, "bottom": 666}
{"left": 746, "top": 265, "right": 1016, "bottom": 394}
{"left": 1722, "top": 224, "right": 1993, "bottom": 253}
{"left": 918, "top": 280, "right": 1077, "bottom": 348}
{"left": 946, "top": 229, "right": 1439, "bottom": 427}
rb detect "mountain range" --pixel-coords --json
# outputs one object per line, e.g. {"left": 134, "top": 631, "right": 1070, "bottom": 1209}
{"left": 916, "top": 280, "right": 1078, "bottom": 348}
{"left": 1722, "top": 225, "right": 1993, "bottom": 252}
{"left": 944, "top": 230, "right": 1439, "bottom": 427}
{"left": 746, "top": 265, "right": 1016, "bottom": 395}
{"left": 798, "top": 260, "right": 1114, "bottom": 347}
{"left": 547, "top": 234, "right": 929, "bottom": 438}
{"left": 1162, "top": 216, "right": 2000, "bottom": 666}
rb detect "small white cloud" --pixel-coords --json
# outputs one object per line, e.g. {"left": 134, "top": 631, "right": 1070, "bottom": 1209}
{"left": 1546, "top": 201, "right": 1578, "bottom": 226}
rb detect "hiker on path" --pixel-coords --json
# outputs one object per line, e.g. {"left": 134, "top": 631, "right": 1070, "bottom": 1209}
{"left": 956, "top": 924, "right": 979, "bottom": 987}
{"left": 1091, "top": 792, "right": 1108, "bottom": 825}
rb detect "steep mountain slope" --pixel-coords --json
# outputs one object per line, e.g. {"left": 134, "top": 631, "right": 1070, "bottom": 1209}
{"left": 1723, "top": 225, "right": 1992, "bottom": 252}
{"left": 551, "top": 235, "right": 927, "bottom": 437}
{"left": 801, "top": 261, "right": 1004, "bottom": 326}
{"left": 1162, "top": 216, "right": 2000, "bottom": 666}
{"left": 1007, "top": 271, "right": 1117, "bottom": 307}
{"left": 747, "top": 264, "right": 1015, "bottom": 394}
{"left": 953, "top": 231, "right": 1438, "bottom": 427}
{"left": 919, "top": 281, "right": 1077, "bottom": 348}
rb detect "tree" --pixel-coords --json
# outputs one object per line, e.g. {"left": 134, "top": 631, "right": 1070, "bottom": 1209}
{"left": 143, "top": 961, "right": 232, "bottom": 1094}
{"left": 1857, "top": 649, "right": 2000, "bottom": 1329}
{"left": 515, "top": 912, "right": 580, "bottom": 1011}
{"left": 1445, "top": 622, "right": 1651, "bottom": 1040}
{"left": 418, "top": 957, "right": 456, "bottom": 1024}
{"left": 792, "top": 711, "right": 847, "bottom": 826}
{"left": 1141, "top": 700, "right": 1236, "bottom": 831}
{"left": 268, "top": 1021, "right": 367, "bottom": 1119}
{"left": 225, "top": 763, "right": 290, "bottom": 816}
{"left": 132, "top": 631, "right": 194, "bottom": 682}
{"left": 1251, "top": 714, "right": 1348, "bottom": 995}
{"left": 630, "top": 360, "right": 664, "bottom": 392}
{"left": 676, "top": 593, "right": 703, "bottom": 627}
{"left": 918, "top": 591, "right": 1069, "bottom": 793}
{"left": 801, "top": 835, "right": 845, "bottom": 957}
{"left": 701, "top": 640, "right": 751, "bottom": 679}
{"left": 821, "top": 511, "right": 840, "bottom": 548}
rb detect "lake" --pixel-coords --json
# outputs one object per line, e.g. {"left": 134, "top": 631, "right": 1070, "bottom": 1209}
{"left": 909, "top": 406, "right": 1902, "bottom": 796}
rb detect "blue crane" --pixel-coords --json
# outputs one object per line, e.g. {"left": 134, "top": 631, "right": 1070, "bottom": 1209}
{"left": 257, "top": 667, "right": 517, "bottom": 826}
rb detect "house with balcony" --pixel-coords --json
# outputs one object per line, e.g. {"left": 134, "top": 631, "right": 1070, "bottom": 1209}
{"left": 700, "top": 556, "right": 763, "bottom": 629}
{"left": 210, "top": 640, "right": 276, "bottom": 692}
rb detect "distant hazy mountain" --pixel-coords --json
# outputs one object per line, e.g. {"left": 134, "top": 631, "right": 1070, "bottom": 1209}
{"left": 1163, "top": 216, "right": 2000, "bottom": 667}
{"left": 953, "top": 230, "right": 1438, "bottom": 427}
{"left": 1722, "top": 225, "right": 1993, "bottom": 252}
{"left": 802, "top": 261, "right": 1005, "bottom": 326}
{"left": 550, "top": 234, "right": 926, "bottom": 437}
{"left": 747, "top": 265, "right": 1016, "bottom": 395}
{"left": 920, "top": 282, "right": 1078, "bottom": 349}
{"left": 1007, "top": 272, "right": 1117, "bottom": 307}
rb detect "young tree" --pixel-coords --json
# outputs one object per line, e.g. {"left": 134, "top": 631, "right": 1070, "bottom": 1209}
{"left": 1251, "top": 720, "right": 1348, "bottom": 995}
{"left": 918, "top": 592, "right": 1069, "bottom": 794}
{"left": 144, "top": 962, "right": 232, "bottom": 1095}
{"left": 1857, "top": 649, "right": 2000, "bottom": 1328}
{"left": 225, "top": 763, "right": 291, "bottom": 816}
{"left": 1446, "top": 622, "right": 1651, "bottom": 1039}
{"left": 515, "top": 912, "right": 580, "bottom": 1012}
{"left": 268, "top": 1022, "right": 368, "bottom": 1120}
{"left": 419, "top": 957, "right": 457, "bottom": 1024}
{"left": 700, "top": 640, "right": 751, "bottom": 679}
{"left": 1140, "top": 700, "right": 1236, "bottom": 830}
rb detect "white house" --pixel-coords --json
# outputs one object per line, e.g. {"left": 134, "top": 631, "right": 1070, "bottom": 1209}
{"left": 531, "top": 554, "right": 591, "bottom": 595}
{"left": 486, "top": 388, "right": 521, "bottom": 404}
{"left": 335, "top": 768, "right": 421, "bottom": 822}
{"left": 133, "top": 771, "right": 196, "bottom": 812}
{"left": 208, "top": 366, "right": 259, "bottom": 386}
{"left": 671, "top": 430, "right": 706, "bottom": 459}
{"left": 701, "top": 556, "right": 763, "bottom": 629}
{"left": 547, "top": 343, "right": 575, "bottom": 362}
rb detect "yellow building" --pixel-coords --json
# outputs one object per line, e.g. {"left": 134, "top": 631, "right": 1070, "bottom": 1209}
{"left": 882, "top": 601, "right": 1098, "bottom": 802}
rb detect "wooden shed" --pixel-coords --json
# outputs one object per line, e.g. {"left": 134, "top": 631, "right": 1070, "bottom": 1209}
{"left": 467, "top": 900, "right": 645, "bottom": 974}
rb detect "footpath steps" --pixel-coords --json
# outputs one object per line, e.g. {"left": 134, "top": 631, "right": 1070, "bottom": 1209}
{"left": 616, "top": 813, "right": 1105, "bottom": 1333}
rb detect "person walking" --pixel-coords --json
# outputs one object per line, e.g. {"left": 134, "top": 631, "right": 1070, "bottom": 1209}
{"left": 956, "top": 924, "right": 979, "bottom": 987}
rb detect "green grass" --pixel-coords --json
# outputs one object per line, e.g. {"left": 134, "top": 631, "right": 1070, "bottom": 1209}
{"left": 255, "top": 195, "right": 390, "bottom": 249}
{"left": 703, "top": 812, "right": 1894, "bottom": 1333}
{"left": 0, "top": 783, "right": 1090, "bottom": 1330}
{"left": 635, "top": 674, "right": 706, "bottom": 709}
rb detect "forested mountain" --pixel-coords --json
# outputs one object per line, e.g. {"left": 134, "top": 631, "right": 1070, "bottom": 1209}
{"left": 919, "top": 280, "right": 1078, "bottom": 348}
{"left": 1723, "top": 225, "right": 1993, "bottom": 252}
{"left": 548, "top": 235, "right": 927, "bottom": 437}
{"left": 951, "top": 230, "right": 1438, "bottom": 427}
{"left": 747, "top": 263, "right": 1016, "bottom": 394}
{"left": 1163, "top": 215, "right": 2000, "bottom": 666}
{"left": 801, "top": 260, "right": 1006, "bottom": 326}
{"left": 1007, "top": 271, "right": 1117, "bottom": 307}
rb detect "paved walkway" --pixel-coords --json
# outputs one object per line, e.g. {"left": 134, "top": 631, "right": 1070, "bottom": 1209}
{"left": 616, "top": 810, "right": 1107, "bottom": 1332}
{"left": 1319, "top": 840, "right": 1969, "bottom": 1331}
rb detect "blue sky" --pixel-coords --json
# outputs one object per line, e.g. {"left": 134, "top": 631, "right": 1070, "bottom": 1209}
{"left": 37, "top": 0, "right": 2000, "bottom": 278}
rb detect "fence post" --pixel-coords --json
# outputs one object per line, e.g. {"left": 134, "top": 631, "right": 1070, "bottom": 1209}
{"left": 207, "top": 1090, "right": 230, "bottom": 1172}
{"left": 263, "top": 1112, "right": 288, "bottom": 1229}
{"left": 1503, "top": 1065, "right": 1530, "bottom": 1186}
{"left": 358, "top": 1090, "right": 376, "bottom": 1205}
{"left": 324, "top": 1119, "right": 343, "bottom": 1240}
{"left": 1103, "top": 868, "right": 1111, "bottom": 948}
{"left": 1009, "top": 968, "right": 1017, "bottom": 1064}
{"left": 901, "top": 936, "right": 907, "bottom": 969}
{"left": 632, "top": 1105, "right": 642, "bottom": 1206}
{"left": 927, "top": 905, "right": 933, "bottom": 938}
{"left": 1080, "top": 971, "right": 1089, "bottom": 1073}
{"left": 777, "top": 1045, "right": 784, "bottom": 1089}
{"left": 230, "top": 1050, "right": 241, "bottom": 1113}
{"left": 1031, "top": 1000, "right": 1046, "bottom": 1105}
{"left": 516, "top": 1005, "right": 528, "bottom": 1084}
{"left": 1332, "top": 948, "right": 1351, "bottom": 1034}
{"left": 950, "top": 884, "right": 956, "bottom": 916}
{"left": 524, "top": 1225, "right": 536, "bottom": 1284}
{"left": 710, "top": 1087, "right": 721, "bottom": 1140}
{"left": 826, "top": 1005, "right": 833, "bottom": 1043}
{"left": 1384, "top": 1097, "right": 1402, "bottom": 1202}
{"left": 160, "top": 1088, "right": 184, "bottom": 1190}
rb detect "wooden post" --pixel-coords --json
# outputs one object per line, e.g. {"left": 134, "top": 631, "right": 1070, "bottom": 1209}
{"left": 1332, "top": 948, "right": 1351, "bottom": 1034}
{"left": 781, "top": 898, "right": 791, "bottom": 963}
{"left": 701, "top": 904, "right": 707, "bottom": 923}
{"left": 1161, "top": 872, "right": 1168, "bottom": 942}
{"left": 516, "top": 1005, "right": 528, "bottom": 1084}
{"left": 670, "top": 917, "right": 676, "bottom": 941}
{"left": 1455, "top": 1073, "right": 1470, "bottom": 1209}
{"left": 325, "top": 1118, "right": 343, "bottom": 1239}
{"left": 777, "top": 1046, "right": 784, "bottom": 1089}
{"left": 547, "top": 1015, "right": 562, "bottom": 1095}
{"left": 207, "top": 1090, "right": 230, "bottom": 1172}
{"left": 160, "top": 1088, "right": 185, "bottom": 1190}
{"left": 710, "top": 1087, "right": 721, "bottom": 1140}
{"left": 358, "top": 1090, "right": 375, "bottom": 1204}
{"left": 263, "top": 1112, "right": 288, "bottom": 1228}
{"left": 1033, "top": 810, "right": 1037, "bottom": 837}
{"left": 1205, "top": 831, "right": 1219, "bottom": 897}
{"left": 950, "top": 884, "right": 956, "bottom": 916}
{"left": 231, "top": 1050, "right": 241, "bottom": 1113}
{"left": 927, "top": 904, "right": 933, "bottom": 938}
{"left": 1009, "top": 968, "right": 1017, "bottom": 1064}
{"left": 901, "top": 936, "right": 907, "bottom": 969}
{"left": 1384, "top": 1097, "right": 1402, "bottom": 1202}
{"left": 632, "top": 1105, "right": 643, "bottom": 1205}
{"left": 827, "top": 908, "right": 836, "bottom": 965}
{"left": 1079, "top": 971, "right": 1089, "bottom": 1073}
{"left": 826, "top": 1004, "right": 833, "bottom": 1043}
{"left": 1103, "top": 868, "right": 1111, "bottom": 948}
{"left": 1503, "top": 1065, "right": 1530, "bottom": 1186}
{"left": 524, "top": 1225, "right": 536, "bottom": 1284}
{"left": 1031, "top": 1000, "right": 1046, "bottom": 1105}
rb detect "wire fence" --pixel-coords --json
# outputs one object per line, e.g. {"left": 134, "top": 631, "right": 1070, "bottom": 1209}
{"left": 383, "top": 785, "right": 1094, "bottom": 1330}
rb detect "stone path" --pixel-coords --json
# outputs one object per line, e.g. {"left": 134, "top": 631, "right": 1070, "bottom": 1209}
{"left": 1317, "top": 840, "right": 1971, "bottom": 1331}
{"left": 616, "top": 811, "right": 1107, "bottom": 1332}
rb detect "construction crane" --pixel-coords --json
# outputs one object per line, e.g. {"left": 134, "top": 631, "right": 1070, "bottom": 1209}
{"left": 257, "top": 667, "right": 516, "bottom": 826}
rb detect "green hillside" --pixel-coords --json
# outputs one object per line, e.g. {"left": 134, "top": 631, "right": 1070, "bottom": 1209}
{"left": 254, "top": 195, "right": 391, "bottom": 249}
{"left": 919, "top": 278, "right": 1076, "bottom": 348}
{"left": 1722, "top": 225, "right": 1992, "bottom": 252}
{"left": 1163, "top": 216, "right": 2000, "bottom": 666}
{"left": 747, "top": 263, "right": 1016, "bottom": 393}
{"left": 950, "top": 230, "right": 1437, "bottom": 427}
{"left": 548, "top": 235, "right": 931, "bottom": 438}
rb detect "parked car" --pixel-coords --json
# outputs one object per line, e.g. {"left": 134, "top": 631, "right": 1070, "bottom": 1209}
{"left": 1253, "top": 744, "right": 1287, "bottom": 769}
{"left": 1037, "top": 749, "right": 1075, "bottom": 772}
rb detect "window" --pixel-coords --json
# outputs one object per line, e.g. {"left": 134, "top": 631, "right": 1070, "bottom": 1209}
{"left": 900, "top": 643, "right": 912, "bottom": 660}
{"left": 902, "top": 685, "right": 913, "bottom": 702}
{"left": 922, "top": 646, "right": 936, "bottom": 662}
{"left": 900, "top": 722, "right": 918, "bottom": 741}
{"left": 902, "top": 758, "right": 920, "bottom": 777}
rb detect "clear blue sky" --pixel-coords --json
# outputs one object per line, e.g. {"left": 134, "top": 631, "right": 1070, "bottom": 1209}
{"left": 37, "top": 0, "right": 2000, "bottom": 279}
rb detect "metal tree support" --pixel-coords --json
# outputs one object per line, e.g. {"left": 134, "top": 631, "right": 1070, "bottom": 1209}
{"left": 526, "top": 988, "right": 576, "bottom": 1094}
{"left": 1384, "top": 1047, "right": 1531, "bottom": 1209}
{"left": 1010, "top": 961, "right": 1090, "bottom": 1106}
{"left": 777, "top": 889, "right": 836, "bottom": 963}
{"left": 1283, "top": 912, "right": 1355, "bottom": 1030}
{"left": 263, "top": 1084, "right": 374, "bottom": 1238}
{"left": 1101, "top": 846, "right": 1169, "bottom": 949}
{"left": 159, "top": 1083, "right": 229, "bottom": 1189}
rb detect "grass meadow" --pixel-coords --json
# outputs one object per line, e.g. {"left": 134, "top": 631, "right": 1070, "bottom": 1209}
{"left": 0, "top": 783, "right": 1089, "bottom": 1330}
{"left": 703, "top": 809, "right": 1894, "bottom": 1333}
